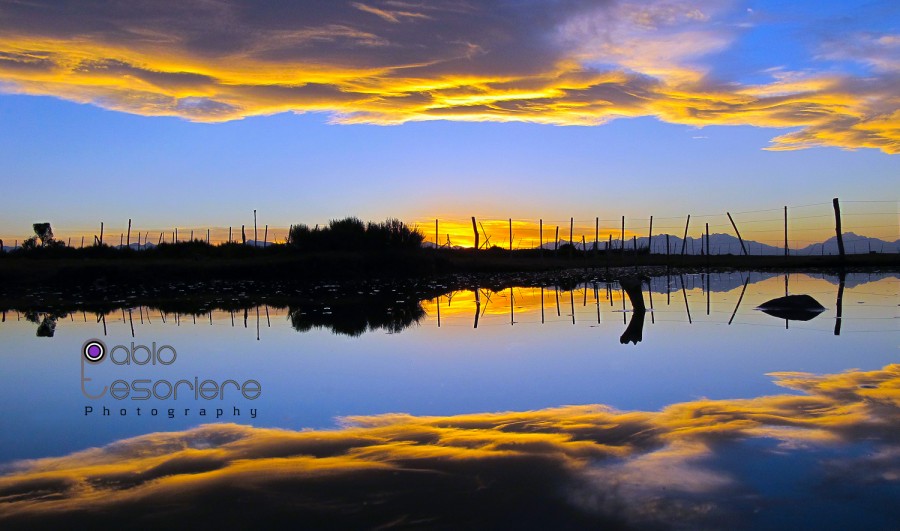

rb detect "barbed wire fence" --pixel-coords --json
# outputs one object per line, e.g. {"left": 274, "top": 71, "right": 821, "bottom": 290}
{"left": 0, "top": 199, "right": 896, "bottom": 254}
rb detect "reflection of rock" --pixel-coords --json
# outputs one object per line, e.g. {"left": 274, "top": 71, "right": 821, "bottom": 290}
{"left": 756, "top": 294, "right": 826, "bottom": 321}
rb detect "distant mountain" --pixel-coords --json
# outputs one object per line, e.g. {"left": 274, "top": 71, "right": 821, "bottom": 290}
{"left": 113, "top": 242, "right": 157, "bottom": 250}
{"left": 243, "top": 240, "right": 274, "bottom": 248}
{"left": 521, "top": 232, "right": 897, "bottom": 256}
{"left": 796, "top": 232, "right": 899, "bottom": 256}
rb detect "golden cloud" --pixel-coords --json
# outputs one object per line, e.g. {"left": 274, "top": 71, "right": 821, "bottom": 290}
{"left": 0, "top": 364, "right": 898, "bottom": 528}
{"left": 0, "top": 1, "right": 896, "bottom": 152}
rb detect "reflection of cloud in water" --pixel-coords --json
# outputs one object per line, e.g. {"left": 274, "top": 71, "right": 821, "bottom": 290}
{"left": 1, "top": 365, "right": 898, "bottom": 528}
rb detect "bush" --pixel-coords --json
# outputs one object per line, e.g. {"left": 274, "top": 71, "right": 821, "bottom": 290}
{"left": 287, "top": 217, "right": 423, "bottom": 252}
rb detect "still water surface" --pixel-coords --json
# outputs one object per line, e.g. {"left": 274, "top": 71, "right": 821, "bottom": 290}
{"left": 0, "top": 271, "right": 896, "bottom": 529}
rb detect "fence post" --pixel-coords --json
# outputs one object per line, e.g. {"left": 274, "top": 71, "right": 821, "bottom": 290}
{"left": 554, "top": 226, "right": 559, "bottom": 256}
{"left": 705, "top": 223, "right": 710, "bottom": 266}
{"left": 471, "top": 216, "right": 479, "bottom": 250}
{"left": 435, "top": 219, "right": 438, "bottom": 248}
{"left": 647, "top": 216, "right": 653, "bottom": 254}
{"left": 264, "top": 225, "right": 268, "bottom": 247}
{"left": 509, "top": 218, "right": 513, "bottom": 251}
{"left": 569, "top": 218, "right": 574, "bottom": 250}
{"left": 595, "top": 217, "right": 599, "bottom": 256}
{"left": 99, "top": 222, "right": 104, "bottom": 246}
{"left": 620, "top": 216, "right": 625, "bottom": 251}
{"left": 832, "top": 198, "right": 845, "bottom": 259}
{"left": 726, "top": 212, "right": 747, "bottom": 256}
{"left": 126, "top": 219, "right": 131, "bottom": 248}
{"left": 539, "top": 219, "right": 543, "bottom": 257}
{"left": 784, "top": 206, "right": 789, "bottom": 257}
{"left": 681, "top": 215, "right": 690, "bottom": 255}
{"left": 253, "top": 210, "right": 258, "bottom": 248}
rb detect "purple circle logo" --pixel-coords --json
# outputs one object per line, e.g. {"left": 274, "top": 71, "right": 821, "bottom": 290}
{"left": 82, "top": 339, "right": 106, "bottom": 363}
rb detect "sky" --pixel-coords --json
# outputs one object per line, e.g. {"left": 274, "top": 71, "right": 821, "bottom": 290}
{"left": 0, "top": 0, "right": 896, "bottom": 245}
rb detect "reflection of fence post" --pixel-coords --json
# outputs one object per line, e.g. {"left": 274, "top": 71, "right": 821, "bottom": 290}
{"left": 681, "top": 215, "right": 690, "bottom": 255}
{"left": 471, "top": 216, "right": 479, "bottom": 250}
{"left": 832, "top": 198, "right": 845, "bottom": 259}
{"left": 834, "top": 271, "right": 845, "bottom": 335}
{"left": 726, "top": 212, "right": 747, "bottom": 256}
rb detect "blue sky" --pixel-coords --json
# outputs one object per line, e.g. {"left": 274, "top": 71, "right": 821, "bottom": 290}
{"left": 0, "top": 0, "right": 896, "bottom": 240}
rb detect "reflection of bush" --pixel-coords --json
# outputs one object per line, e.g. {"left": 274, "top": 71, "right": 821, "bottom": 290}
{"left": 24, "top": 310, "right": 65, "bottom": 337}
{"left": 288, "top": 297, "right": 425, "bottom": 337}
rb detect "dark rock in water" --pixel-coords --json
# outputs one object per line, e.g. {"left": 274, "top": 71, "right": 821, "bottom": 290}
{"left": 756, "top": 294, "right": 826, "bottom": 321}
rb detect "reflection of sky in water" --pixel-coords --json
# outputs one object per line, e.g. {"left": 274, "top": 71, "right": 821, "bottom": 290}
{"left": 0, "top": 272, "right": 897, "bottom": 528}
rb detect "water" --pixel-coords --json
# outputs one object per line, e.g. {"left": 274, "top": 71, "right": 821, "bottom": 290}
{"left": 0, "top": 271, "right": 897, "bottom": 529}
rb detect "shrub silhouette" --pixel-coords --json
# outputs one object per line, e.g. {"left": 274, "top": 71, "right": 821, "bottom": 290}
{"left": 288, "top": 217, "right": 423, "bottom": 252}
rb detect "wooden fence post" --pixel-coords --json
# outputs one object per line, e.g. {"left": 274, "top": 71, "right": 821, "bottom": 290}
{"left": 126, "top": 219, "right": 131, "bottom": 248}
{"left": 726, "top": 212, "right": 747, "bottom": 255}
{"left": 253, "top": 209, "right": 258, "bottom": 248}
{"left": 681, "top": 215, "right": 690, "bottom": 255}
{"left": 648, "top": 216, "right": 653, "bottom": 254}
{"left": 620, "top": 216, "right": 625, "bottom": 251}
{"left": 705, "top": 223, "right": 710, "bottom": 266}
{"left": 242, "top": 225, "right": 246, "bottom": 245}
{"left": 471, "top": 216, "right": 479, "bottom": 250}
{"left": 594, "top": 217, "right": 599, "bottom": 256}
{"left": 435, "top": 219, "right": 438, "bottom": 248}
{"left": 99, "top": 222, "right": 104, "bottom": 246}
{"left": 509, "top": 218, "right": 513, "bottom": 251}
{"left": 784, "top": 206, "right": 788, "bottom": 257}
{"left": 832, "top": 198, "right": 845, "bottom": 259}
{"left": 569, "top": 217, "right": 574, "bottom": 249}
{"left": 539, "top": 219, "right": 543, "bottom": 257}
{"left": 554, "top": 226, "right": 559, "bottom": 256}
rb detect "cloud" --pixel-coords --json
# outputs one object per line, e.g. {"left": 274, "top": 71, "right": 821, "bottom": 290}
{"left": 0, "top": 0, "right": 896, "bottom": 153}
{"left": 1, "top": 364, "right": 898, "bottom": 528}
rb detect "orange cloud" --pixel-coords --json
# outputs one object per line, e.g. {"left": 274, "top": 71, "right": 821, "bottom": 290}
{"left": 0, "top": 1, "right": 896, "bottom": 153}
{"left": 0, "top": 364, "right": 897, "bottom": 528}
